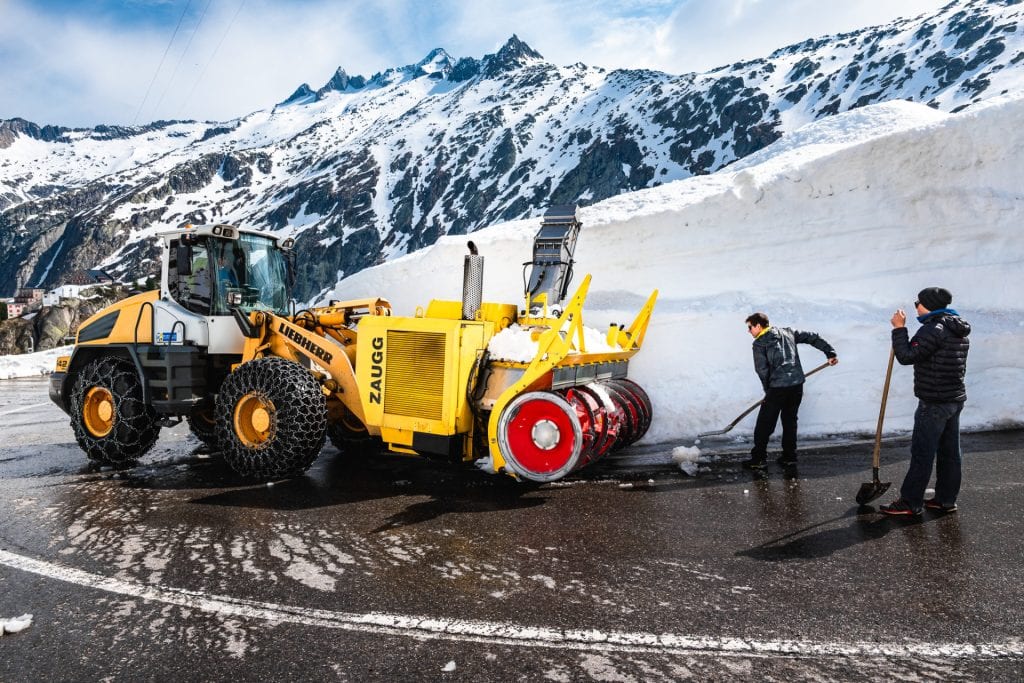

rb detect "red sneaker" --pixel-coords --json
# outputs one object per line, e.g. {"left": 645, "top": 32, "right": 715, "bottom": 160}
{"left": 924, "top": 498, "right": 957, "bottom": 512}
{"left": 880, "top": 499, "right": 922, "bottom": 516}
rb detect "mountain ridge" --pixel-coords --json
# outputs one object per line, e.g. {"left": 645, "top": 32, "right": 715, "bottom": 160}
{"left": 1, "top": 0, "right": 1022, "bottom": 301}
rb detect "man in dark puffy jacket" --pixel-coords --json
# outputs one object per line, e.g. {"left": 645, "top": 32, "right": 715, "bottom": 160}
{"left": 881, "top": 287, "right": 971, "bottom": 516}
{"left": 742, "top": 312, "right": 838, "bottom": 469}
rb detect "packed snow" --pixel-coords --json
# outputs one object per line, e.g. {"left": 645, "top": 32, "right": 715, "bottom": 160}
{"left": 671, "top": 446, "right": 705, "bottom": 476}
{"left": 0, "top": 346, "right": 72, "bottom": 380}
{"left": 486, "top": 323, "right": 621, "bottom": 362}
{"left": 324, "top": 94, "right": 1024, "bottom": 444}
{"left": 0, "top": 614, "right": 33, "bottom": 635}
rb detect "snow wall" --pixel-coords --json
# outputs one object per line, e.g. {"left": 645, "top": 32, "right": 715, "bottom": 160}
{"left": 324, "top": 95, "right": 1024, "bottom": 444}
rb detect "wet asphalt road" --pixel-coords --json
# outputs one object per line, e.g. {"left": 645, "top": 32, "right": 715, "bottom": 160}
{"left": 0, "top": 377, "right": 1022, "bottom": 681}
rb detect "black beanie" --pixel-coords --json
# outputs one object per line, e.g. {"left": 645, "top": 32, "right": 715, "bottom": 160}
{"left": 917, "top": 287, "right": 952, "bottom": 311}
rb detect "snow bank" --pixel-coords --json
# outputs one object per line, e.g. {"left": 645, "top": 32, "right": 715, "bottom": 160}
{"left": 324, "top": 94, "right": 1024, "bottom": 443}
{"left": 0, "top": 346, "right": 71, "bottom": 380}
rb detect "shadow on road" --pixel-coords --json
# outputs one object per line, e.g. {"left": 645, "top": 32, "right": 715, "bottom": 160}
{"left": 113, "top": 446, "right": 553, "bottom": 528}
{"left": 737, "top": 507, "right": 962, "bottom": 561}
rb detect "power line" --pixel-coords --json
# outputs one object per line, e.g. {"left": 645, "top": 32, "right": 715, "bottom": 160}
{"left": 177, "top": 0, "right": 246, "bottom": 121}
{"left": 152, "top": 0, "right": 214, "bottom": 120}
{"left": 132, "top": 0, "right": 194, "bottom": 125}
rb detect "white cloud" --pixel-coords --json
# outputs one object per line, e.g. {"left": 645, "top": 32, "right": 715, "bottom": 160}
{"left": 0, "top": 0, "right": 411, "bottom": 126}
{"left": 642, "top": 0, "right": 949, "bottom": 73}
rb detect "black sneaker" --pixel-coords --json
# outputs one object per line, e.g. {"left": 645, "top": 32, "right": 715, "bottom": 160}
{"left": 924, "top": 498, "right": 957, "bottom": 512}
{"left": 776, "top": 455, "right": 797, "bottom": 466}
{"left": 880, "top": 499, "right": 923, "bottom": 516}
{"left": 741, "top": 459, "right": 767, "bottom": 470}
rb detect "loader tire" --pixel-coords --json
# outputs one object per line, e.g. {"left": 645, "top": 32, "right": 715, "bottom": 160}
{"left": 216, "top": 357, "right": 326, "bottom": 479}
{"left": 326, "top": 411, "right": 375, "bottom": 455}
{"left": 186, "top": 403, "right": 220, "bottom": 449}
{"left": 70, "top": 357, "right": 160, "bottom": 469}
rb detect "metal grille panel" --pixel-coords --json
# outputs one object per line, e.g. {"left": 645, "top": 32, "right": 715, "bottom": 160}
{"left": 384, "top": 330, "right": 447, "bottom": 420}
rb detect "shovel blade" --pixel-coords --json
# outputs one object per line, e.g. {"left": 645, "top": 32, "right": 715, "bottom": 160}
{"left": 855, "top": 480, "right": 891, "bottom": 505}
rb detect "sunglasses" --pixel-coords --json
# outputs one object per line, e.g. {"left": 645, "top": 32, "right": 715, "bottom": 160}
{"left": 914, "top": 300, "right": 920, "bottom": 307}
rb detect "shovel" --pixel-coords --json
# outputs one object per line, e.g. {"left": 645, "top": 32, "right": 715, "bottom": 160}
{"left": 697, "top": 361, "right": 832, "bottom": 438}
{"left": 856, "top": 347, "right": 894, "bottom": 505}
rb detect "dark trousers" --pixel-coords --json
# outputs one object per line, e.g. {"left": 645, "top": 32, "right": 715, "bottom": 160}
{"left": 900, "top": 400, "right": 964, "bottom": 508}
{"left": 751, "top": 384, "right": 803, "bottom": 461}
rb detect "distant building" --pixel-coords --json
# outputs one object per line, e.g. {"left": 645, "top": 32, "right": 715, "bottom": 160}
{"left": 63, "top": 269, "right": 117, "bottom": 286}
{"left": 43, "top": 284, "right": 86, "bottom": 306}
{"left": 2, "top": 301, "right": 26, "bottom": 319}
{"left": 5, "top": 287, "right": 46, "bottom": 314}
{"left": 14, "top": 287, "right": 45, "bottom": 308}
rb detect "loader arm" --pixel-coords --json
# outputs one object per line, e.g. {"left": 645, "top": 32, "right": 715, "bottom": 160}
{"left": 240, "top": 310, "right": 369, "bottom": 429}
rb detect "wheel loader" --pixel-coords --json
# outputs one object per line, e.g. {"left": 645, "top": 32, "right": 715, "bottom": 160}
{"left": 49, "top": 205, "right": 658, "bottom": 482}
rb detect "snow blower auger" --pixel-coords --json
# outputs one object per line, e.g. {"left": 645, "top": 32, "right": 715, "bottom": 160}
{"left": 48, "top": 205, "right": 657, "bottom": 483}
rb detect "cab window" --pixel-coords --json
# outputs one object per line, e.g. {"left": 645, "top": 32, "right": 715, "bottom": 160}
{"left": 168, "top": 239, "right": 212, "bottom": 315}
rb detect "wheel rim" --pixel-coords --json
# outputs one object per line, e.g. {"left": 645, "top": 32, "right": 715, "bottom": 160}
{"left": 83, "top": 387, "right": 115, "bottom": 438}
{"left": 497, "top": 392, "right": 582, "bottom": 482}
{"left": 233, "top": 392, "right": 276, "bottom": 448}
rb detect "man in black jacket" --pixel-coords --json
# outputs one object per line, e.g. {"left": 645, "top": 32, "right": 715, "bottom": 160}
{"left": 881, "top": 287, "right": 971, "bottom": 516}
{"left": 742, "top": 312, "right": 838, "bottom": 469}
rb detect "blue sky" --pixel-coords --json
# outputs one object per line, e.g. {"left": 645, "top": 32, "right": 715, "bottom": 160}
{"left": 1, "top": 0, "right": 948, "bottom": 127}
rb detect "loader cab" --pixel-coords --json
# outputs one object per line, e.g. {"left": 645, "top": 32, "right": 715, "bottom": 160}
{"left": 166, "top": 226, "right": 292, "bottom": 318}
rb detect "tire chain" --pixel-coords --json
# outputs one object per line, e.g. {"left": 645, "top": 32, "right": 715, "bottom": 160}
{"left": 70, "top": 357, "right": 161, "bottom": 469}
{"left": 215, "top": 357, "right": 327, "bottom": 480}
{"left": 186, "top": 405, "right": 219, "bottom": 448}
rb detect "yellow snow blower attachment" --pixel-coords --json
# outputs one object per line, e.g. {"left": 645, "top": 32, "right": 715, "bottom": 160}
{"left": 310, "top": 204, "right": 658, "bottom": 482}
{"left": 461, "top": 204, "right": 657, "bottom": 481}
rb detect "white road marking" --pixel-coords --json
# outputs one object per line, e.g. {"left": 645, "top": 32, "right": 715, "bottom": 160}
{"left": 0, "top": 402, "right": 50, "bottom": 416}
{"left": 0, "top": 548, "right": 1021, "bottom": 660}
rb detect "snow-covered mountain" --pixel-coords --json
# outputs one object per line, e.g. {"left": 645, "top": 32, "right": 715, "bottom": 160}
{"left": 1, "top": 0, "right": 1022, "bottom": 300}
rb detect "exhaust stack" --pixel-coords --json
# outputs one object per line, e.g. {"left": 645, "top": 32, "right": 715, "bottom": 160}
{"left": 462, "top": 240, "right": 484, "bottom": 320}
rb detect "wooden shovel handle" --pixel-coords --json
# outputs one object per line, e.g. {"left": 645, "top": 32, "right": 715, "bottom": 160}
{"left": 872, "top": 348, "right": 896, "bottom": 469}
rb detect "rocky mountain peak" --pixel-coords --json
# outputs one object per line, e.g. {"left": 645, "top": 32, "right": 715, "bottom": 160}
{"left": 316, "top": 67, "right": 368, "bottom": 99}
{"left": 279, "top": 84, "right": 314, "bottom": 106}
{"left": 496, "top": 34, "right": 543, "bottom": 62}
{"left": 415, "top": 48, "right": 455, "bottom": 75}
{"left": 0, "top": 118, "right": 67, "bottom": 149}
{"left": 482, "top": 35, "right": 544, "bottom": 77}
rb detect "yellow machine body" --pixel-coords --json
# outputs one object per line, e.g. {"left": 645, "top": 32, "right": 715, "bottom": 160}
{"left": 51, "top": 215, "right": 658, "bottom": 484}
{"left": 75, "top": 290, "right": 158, "bottom": 346}
{"left": 355, "top": 314, "right": 489, "bottom": 456}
